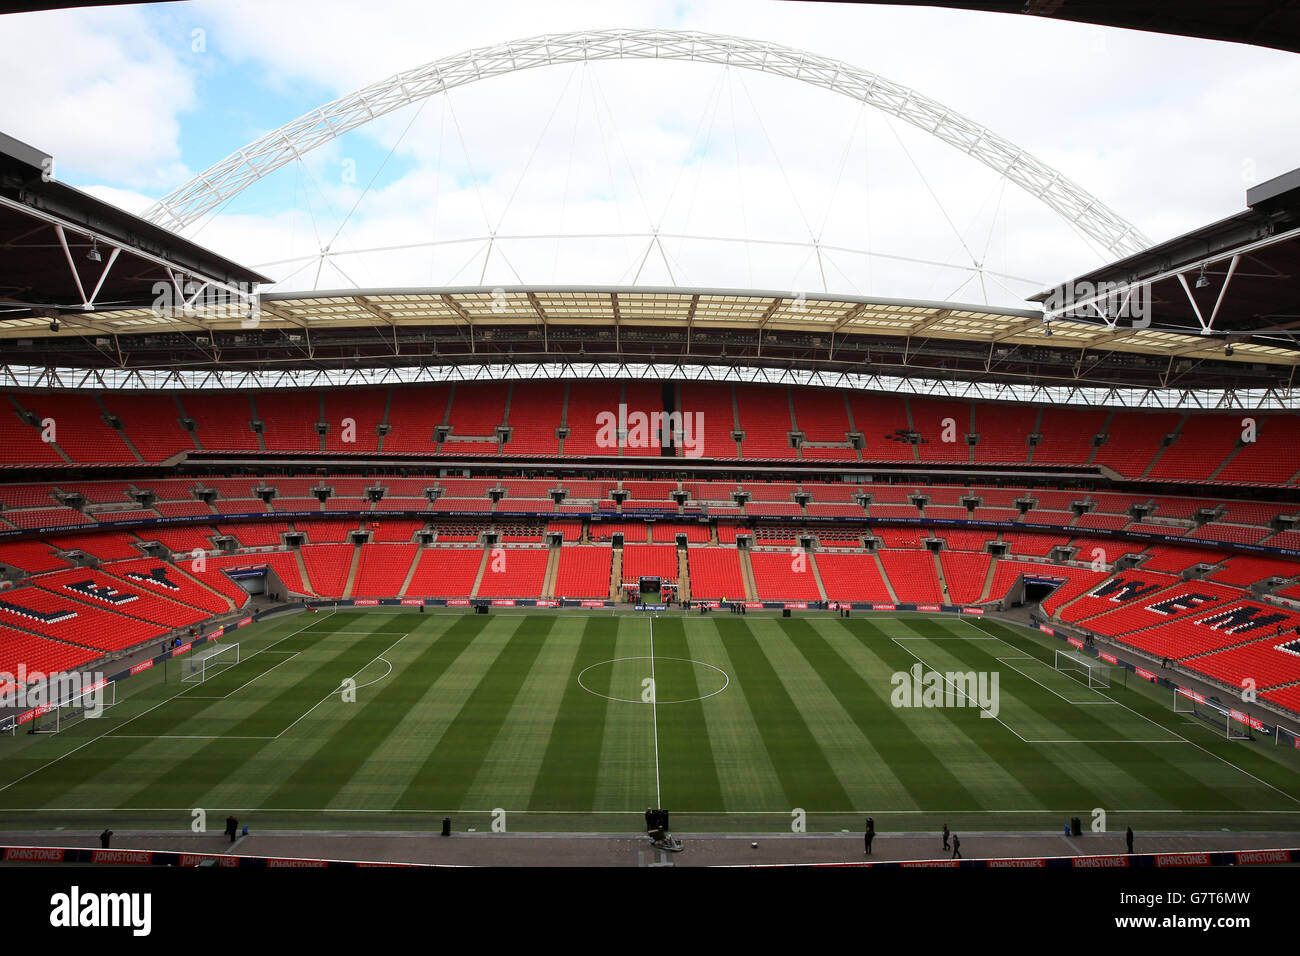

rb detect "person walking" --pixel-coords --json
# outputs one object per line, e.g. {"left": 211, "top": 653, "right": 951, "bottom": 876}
{"left": 942, "top": 823, "right": 950, "bottom": 852}
{"left": 1126, "top": 826, "right": 1134, "bottom": 854}
{"left": 951, "top": 834, "right": 961, "bottom": 859}
{"left": 99, "top": 828, "right": 112, "bottom": 849}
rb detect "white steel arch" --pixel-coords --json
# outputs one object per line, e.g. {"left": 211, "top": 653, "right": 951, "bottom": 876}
{"left": 144, "top": 28, "right": 1150, "bottom": 258}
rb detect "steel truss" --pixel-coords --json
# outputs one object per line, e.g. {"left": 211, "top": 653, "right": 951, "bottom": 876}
{"left": 1, "top": 361, "right": 1293, "bottom": 409}
{"left": 143, "top": 28, "right": 1150, "bottom": 260}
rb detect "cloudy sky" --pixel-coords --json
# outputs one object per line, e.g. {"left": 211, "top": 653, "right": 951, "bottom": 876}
{"left": 2, "top": 0, "right": 1297, "bottom": 308}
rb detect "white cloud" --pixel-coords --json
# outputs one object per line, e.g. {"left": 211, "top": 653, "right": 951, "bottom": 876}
{"left": 29, "top": 0, "right": 1300, "bottom": 307}
{"left": 0, "top": 6, "right": 195, "bottom": 190}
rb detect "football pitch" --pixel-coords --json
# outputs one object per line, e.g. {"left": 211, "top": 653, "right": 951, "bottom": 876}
{"left": 2, "top": 609, "right": 1299, "bottom": 835}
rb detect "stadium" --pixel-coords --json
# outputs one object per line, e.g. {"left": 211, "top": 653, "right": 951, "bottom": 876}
{"left": 0, "top": 0, "right": 1299, "bottom": 885}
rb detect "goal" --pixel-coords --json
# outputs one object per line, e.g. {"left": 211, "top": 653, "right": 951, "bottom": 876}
{"left": 30, "top": 680, "right": 117, "bottom": 734}
{"left": 182, "top": 643, "right": 240, "bottom": 684}
{"left": 1174, "top": 687, "right": 1252, "bottom": 740}
{"left": 1054, "top": 648, "right": 1111, "bottom": 688}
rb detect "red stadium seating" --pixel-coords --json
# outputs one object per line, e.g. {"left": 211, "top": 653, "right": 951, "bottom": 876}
{"left": 687, "top": 548, "right": 746, "bottom": 600}
{"left": 476, "top": 548, "right": 549, "bottom": 598}
{"left": 749, "top": 550, "right": 821, "bottom": 601}
{"left": 554, "top": 546, "right": 612, "bottom": 598}
{"left": 815, "top": 552, "right": 893, "bottom": 603}
{"left": 351, "top": 543, "right": 419, "bottom": 598}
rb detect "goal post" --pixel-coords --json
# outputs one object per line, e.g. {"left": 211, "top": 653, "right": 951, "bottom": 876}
{"left": 1054, "top": 648, "right": 1111, "bottom": 688}
{"left": 1173, "top": 687, "right": 1252, "bottom": 740}
{"left": 181, "top": 643, "right": 240, "bottom": 684}
{"left": 30, "top": 680, "right": 117, "bottom": 735}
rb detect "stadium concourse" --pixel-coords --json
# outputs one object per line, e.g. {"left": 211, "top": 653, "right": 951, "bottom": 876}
{"left": 1, "top": 377, "right": 1300, "bottom": 728}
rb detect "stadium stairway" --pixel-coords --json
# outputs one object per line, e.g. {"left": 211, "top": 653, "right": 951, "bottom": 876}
{"left": 1024, "top": 407, "right": 1044, "bottom": 464}
{"left": 541, "top": 542, "right": 560, "bottom": 599}
{"left": 903, "top": 397, "right": 919, "bottom": 463}
{"left": 1138, "top": 413, "right": 1189, "bottom": 480}
{"left": 246, "top": 396, "right": 269, "bottom": 453}
{"left": 932, "top": 551, "right": 954, "bottom": 604}
{"left": 293, "top": 549, "right": 316, "bottom": 597}
{"left": 1087, "top": 409, "right": 1112, "bottom": 467}
{"left": 872, "top": 552, "right": 901, "bottom": 602}
{"left": 396, "top": 547, "right": 421, "bottom": 598}
{"left": 1207, "top": 435, "right": 1249, "bottom": 481}
{"left": 469, "top": 549, "right": 490, "bottom": 598}
{"left": 340, "top": 545, "right": 362, "bottom": 600}
{"left": 739, "top": 549, "right": 758, "bottom": 602}
{"left": 608, "top": 546, "right": 622, "bottom": 601}
{"left": 95, "top": 395, "right": 146, "bottom": 464}
{"left": 808, "top": 552, "right": 829, "bottom": 602}
{"left": 977, "top": 558, "right": 999, "bottom": 602}
{"left": 842, "top": 394, "right": 864, "bottom": 462}
{"left": 556, "top": 383, "right": 568, "bottom": 457}
{"left": 677, "top": 547, "right": 690, "bottom": 602}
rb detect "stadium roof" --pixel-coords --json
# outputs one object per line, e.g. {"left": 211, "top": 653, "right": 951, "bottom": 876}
{"left": 6, "top": 1, "right": 1298, "bottom": 53}
{"left": 1031, "top": 167, "right": 1300, "bottom": 349}
{"left": 0, "top": 133, "right": 268, "bottom": 320}
{"left": 2, "top": 286, "right": 1296, "bottom": 398}
{"left": 822, "top": 0, "right": 1300, "bottom": 54}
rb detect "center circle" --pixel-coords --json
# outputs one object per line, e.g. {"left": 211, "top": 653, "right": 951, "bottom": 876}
{"left": 577, "top": 656, "right": 730, "bottom": 704}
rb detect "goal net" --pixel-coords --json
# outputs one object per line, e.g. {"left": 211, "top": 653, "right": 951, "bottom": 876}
{"left": 1174, "top": 688, "right": 1252, "bottom": 740}
{"left": 1054, "top": 648, "right": 1111, "bottom": 688}
{"left": 30, "top": 680, "right": 117, "bottom": 734}
{"left": 182, "top": 643, "right": 240, "bottom": 684}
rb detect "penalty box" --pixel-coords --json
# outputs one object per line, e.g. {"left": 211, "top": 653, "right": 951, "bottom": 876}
{"left": 890, "top": 635, "right": 1183, "bottom": 745}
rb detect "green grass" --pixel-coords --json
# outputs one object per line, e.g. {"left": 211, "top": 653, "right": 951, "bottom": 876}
{"left": 1, "top": 608, "right": 1298, "bottom": 835}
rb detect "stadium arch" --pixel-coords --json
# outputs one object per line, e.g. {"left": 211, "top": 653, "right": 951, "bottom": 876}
{"left": 143, "top": 28, "right": 1150, "bottom": 259}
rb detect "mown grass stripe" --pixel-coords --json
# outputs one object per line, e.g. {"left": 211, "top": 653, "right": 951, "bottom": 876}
{"left": 648, "top": 615, "right": 726, "bottom": 812}
{"left": 18, "top": 625, "right": 402, "bottom": 811}
{"left": 260, "top": 614, "right": 492, "bottom": 810}
{"left": 713, "top": 617, "right": 852, "bottom": 812}
{"left": 780, "top": 617, "right": 978, "bottom": 811}
{"left": 875, "top": 617, "right": 1104, "bottom": 811}
{"left": 460, "top": 617, "right": 588, "bottom": 811}
{"left": 527, "top": 616, "right": 619, "bottom": 810}
{"left": 392, "top": 616, "right": 555, "bottom": 810}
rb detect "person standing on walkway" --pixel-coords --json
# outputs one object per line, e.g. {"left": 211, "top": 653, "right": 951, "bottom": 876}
{"left": 942, "top": 823, "right": 950, "bottom": 852}
{"left": 1126, "top": 826, "right": 1134, "bottom": 854}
